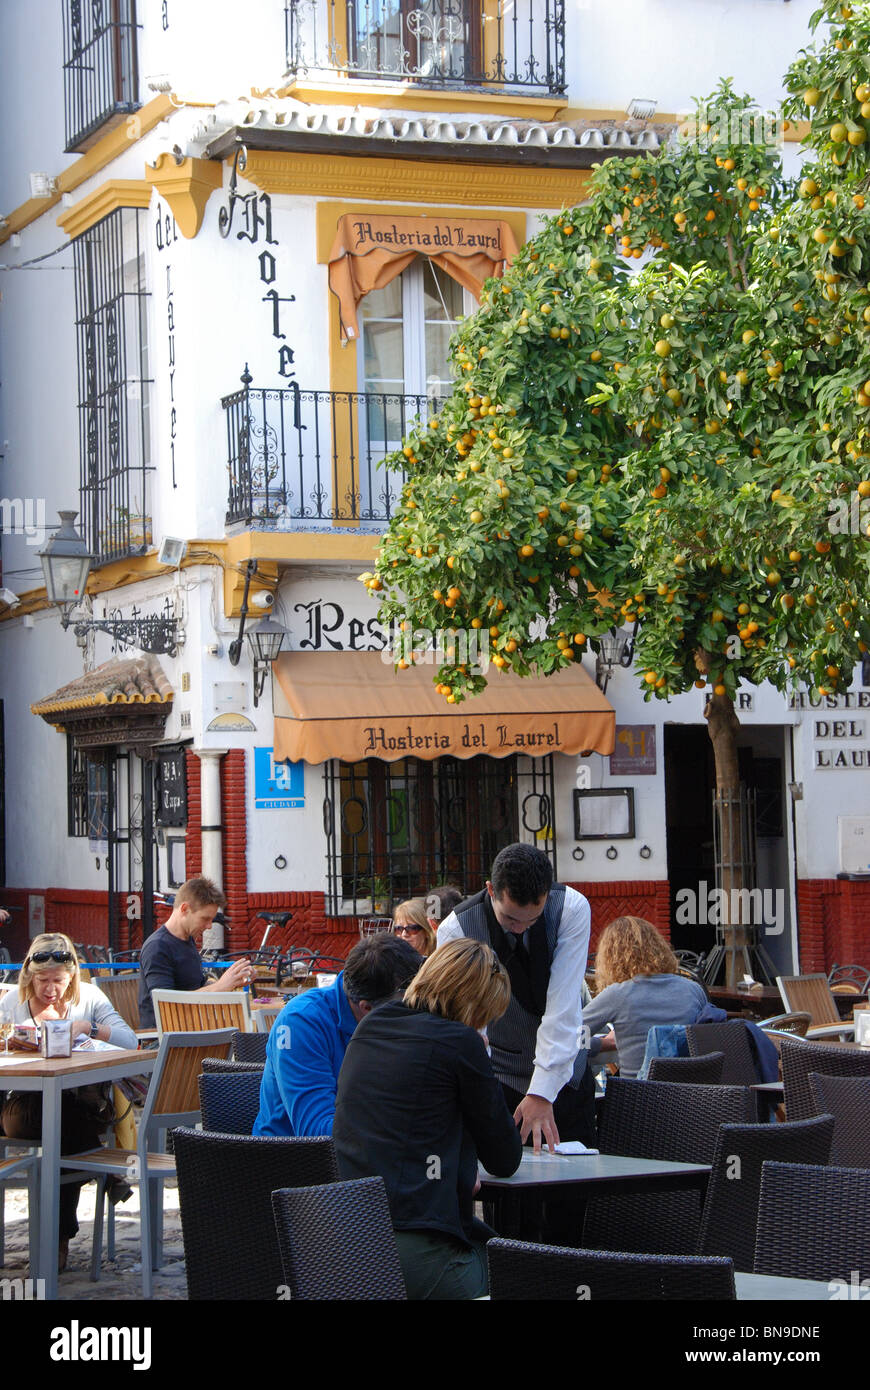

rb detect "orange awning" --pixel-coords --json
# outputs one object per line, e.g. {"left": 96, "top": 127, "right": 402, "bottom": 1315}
{"left": 272, "top": 652, "right": 614, "bottom": 764}
{"left": 327, "top": 213, "right": 519, "bottom": 341}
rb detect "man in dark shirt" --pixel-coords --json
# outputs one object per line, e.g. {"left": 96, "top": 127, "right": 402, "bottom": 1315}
{"left": 138, "top": 876, "right": 252, "bottom": 1029}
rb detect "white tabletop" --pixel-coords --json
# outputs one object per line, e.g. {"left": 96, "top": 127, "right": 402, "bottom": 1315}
{"left": 479, "top": 1149, "right": 710, "bottom": 1189}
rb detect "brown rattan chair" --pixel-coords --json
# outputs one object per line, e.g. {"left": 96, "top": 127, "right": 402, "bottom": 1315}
{"left": 271, "top": 1176, "right": 407, "bottom": 1300}
{"left": 754, "top": 1161, "right": 870, "bottom": 1282}
{"left": 151, "top": 987, "right": 253, "bottom": 1037}
{"left": 776, "top": 973, "right": 854, "bottom": 1039}
{"left": 647, "top": 1052, "right": 725, "bottom": 1085}
{"left": 758, "top": 1011, "right": 811, "bottom": 1038}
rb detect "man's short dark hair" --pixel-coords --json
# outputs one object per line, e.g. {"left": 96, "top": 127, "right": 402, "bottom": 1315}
{"left": 490, "top": 843, "right": 553, "bottom": 906}
{"left": 425, "top": 884, "right": 464, "bottom": 922}
{"left": 343, "top": 932, "right": 423, "bottom": 1004}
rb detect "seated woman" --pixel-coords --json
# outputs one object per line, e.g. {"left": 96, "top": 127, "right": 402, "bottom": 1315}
{"left": 0, "top": 933, "right": 138, "bottom": 1268}
{"left": 583, "top": 916, "right": 709, "bottom": 1079}
{"left": 333, "top": 938, "right": 522, "bottom": 1300}
{"left": 392, "top": 897, "right": 436, "bottom": 958}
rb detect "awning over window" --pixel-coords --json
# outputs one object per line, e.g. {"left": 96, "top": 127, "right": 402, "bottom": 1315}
{"left": 327, "top": 213, "right": 519, "bottom": 341}
{"left": 31, "top": 654, "right": 174, "bottom": 751}
{"left": 272, "top": 652, "right": 614, "bottom": 764}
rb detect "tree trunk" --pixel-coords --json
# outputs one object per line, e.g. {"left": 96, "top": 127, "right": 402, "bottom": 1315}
{"left": 696, "top": 650, "right": 746, "bottom": 988}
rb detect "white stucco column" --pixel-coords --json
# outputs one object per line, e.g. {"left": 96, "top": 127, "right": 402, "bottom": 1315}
{"left": 196, "top": 748, "right": 228, "bottom": 950}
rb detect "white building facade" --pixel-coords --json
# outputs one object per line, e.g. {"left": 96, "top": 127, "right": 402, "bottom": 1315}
{"left": 1, "top": 0, "right": 867, "bottom": 975}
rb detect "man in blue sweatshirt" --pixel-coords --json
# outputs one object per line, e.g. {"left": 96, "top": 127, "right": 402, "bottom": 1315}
{"left": 253, "top": 932, "right": 423, "bottom": 1137}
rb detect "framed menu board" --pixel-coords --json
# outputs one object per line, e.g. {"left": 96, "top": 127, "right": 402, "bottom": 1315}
{"left": 156, "top": 747, "right": 188, "bottom": 827}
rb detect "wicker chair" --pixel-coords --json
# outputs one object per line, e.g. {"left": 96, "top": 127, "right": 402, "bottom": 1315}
{"left": 685, "top": 1021, "right": 757, "bottom": 1086}
{"left": 487, "top": 1237, "right": 735, "bottom": 1301}
{"left": 647, "top": 1052, "right": 725, "bottom": 1085}
{"left": 697, "top": 1115, "right": 835, "bottom": 1272}
{"left": 173, "top": 1128, "right": 339, "bottom": 1300}
{"left": 582, "top": 1077, "right": 754, "bottom": 1255}
{"left": 758, "top": 1012, "right": 811, "bottom": 1038}
{"left": 201, "top": 1057, "right": 265, "bottom": 1074}
{"left": 780, "top": 1035, "right": 870, "bottom": 1121}
{"left": 808, "top": 1072, "right": 870, "bottom": 1167}
{"left": 232, "top": 1030, "right": 268, "bottom": 1064}
{"left": 271, "top": 1176, "right": 407, "bottom": 1300}
{"left": 198, "top": 1069, "right": 264, "bottom": 1136}
{"left": 754, "top": 1161, "right": 870, "bottom": 1282}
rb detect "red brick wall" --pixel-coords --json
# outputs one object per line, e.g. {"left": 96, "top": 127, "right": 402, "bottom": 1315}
{"left": 220, "top": 749, "right": 248, "bottom": 955}
{"left": 185, "top": 750, "right": 203, "bottom": 878}
{"left": 568, "top": 879, "right": 672, "bottom": 954}
{"left": 797, "top": 878, "right": 870, "bottom": 972}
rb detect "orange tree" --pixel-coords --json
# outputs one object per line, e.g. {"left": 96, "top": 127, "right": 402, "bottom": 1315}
{"left": 363, "top": 11, "right": 870, "bottom": 809}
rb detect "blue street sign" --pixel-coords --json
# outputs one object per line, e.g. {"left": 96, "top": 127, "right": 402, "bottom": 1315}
{"left": 254, "top": 747, "right": 304, "bottom": 810}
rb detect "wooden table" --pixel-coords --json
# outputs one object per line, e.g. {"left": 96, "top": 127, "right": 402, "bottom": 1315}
{"left": 708, "top": 986, "right": 781, "bottom": 1018}
{"left": 0, "top": 1046, "right": 156, "bottom": 1300}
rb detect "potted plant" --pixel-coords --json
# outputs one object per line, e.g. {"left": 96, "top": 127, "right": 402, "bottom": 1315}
{"left": 370, "top": 876, "right": 391, "bottom": 915}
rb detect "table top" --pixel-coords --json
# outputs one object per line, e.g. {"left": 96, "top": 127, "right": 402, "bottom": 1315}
{"left": 735, "top": 1272, "right": 833, "bottom": 1301}
{"left": 479, "top": 1150, "right": 710, "bottom": 1190}
{"left": 0, "top": 1046, "right": 155, "bottom": 1077}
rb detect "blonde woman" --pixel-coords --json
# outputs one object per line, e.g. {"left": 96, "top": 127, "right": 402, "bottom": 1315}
{"left": 392, "top": 897, "right": 436, "bottom": 958}
{"left": 583, "top": 916, "right": 708, "bottom": 1079}
{"left": 333, "top": 938, "right": 522, "bottom": 1300}
{"left": 0, "top": 933, "right": 137, "bottom": 1267}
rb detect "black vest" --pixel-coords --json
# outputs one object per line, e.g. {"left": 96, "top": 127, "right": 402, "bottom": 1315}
{"left": 454, "top": 885, "right": 565, "bottom": 1090}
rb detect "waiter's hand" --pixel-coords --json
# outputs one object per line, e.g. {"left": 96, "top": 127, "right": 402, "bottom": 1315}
{"left": 0, "top": 909, "right": 9, "bottom": 924}
{"left": 513, "top": 1093, "right": 560, "bottom": 1155}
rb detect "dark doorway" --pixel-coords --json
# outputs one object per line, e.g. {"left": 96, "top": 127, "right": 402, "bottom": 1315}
{"left": 664, "top": 726, "right": 716, "bottom": 954}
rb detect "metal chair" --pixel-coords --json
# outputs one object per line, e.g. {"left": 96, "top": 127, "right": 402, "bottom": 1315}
{"left": 776, "top": 973, "right": 854, "bottom": 1039}
{"left": 59, "top": 1028, "right": 235, "bottom": 1296}
{"left": 583, "top": 1077, "right": 754, "bottom": 1255}
{"left": 198, "top": 1069, "right": 263, "bottom": 1136}
{"left": 647, "top": 1052, "right": 725, "bottom": 1084}
{"left": 754, "top": 1161, "right": 870, "bottom": 1282}
{"left": 487, "top": 1237, "right": 735, "bottom": 1301}
{"left": 151, "top": 988, "right": 253, "bottom": 1037}
{"left": 696, "top": 1115, "right": 834, "bottom": 1272}
{"left": 780, "top": 1035, "right": 870, "bottom": 1121}
{"left": 758, "top": 1011, "right": 811, "bottom": 1038}
{"left": 231, "top": 1029, "right": 268, "bottom": 1064}
{"left": 254, "top": 1004, "right": 282, "bottom": 1034}
{"left": 173, "top": 1127, "right": 338, "bottom": 1299}
{"left": 827, "top": 963, "right": 870, "bottom": 995}
{"left": 0, "top": 1149, "right": 39, "bottom": 1269}
{"left": 271, "top": 1176, "right": 407, "bottom": 1300}
{"left": 808, "top": 1072, "right": 870, "bottom": 1166}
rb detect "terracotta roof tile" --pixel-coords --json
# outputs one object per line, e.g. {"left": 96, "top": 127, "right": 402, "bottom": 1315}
{"left": 31, "top": 654, "right": 174, "bottom": 717}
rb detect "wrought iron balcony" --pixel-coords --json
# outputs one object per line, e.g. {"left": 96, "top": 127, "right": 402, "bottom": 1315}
{"left": 63, "top": 0, "right": 140, "bottom": 153}
{"left": 284, "top": 0, "right": 566, "bottom": 96}
{"left": 222, "top": 369, "right": 448, "bottom": 528}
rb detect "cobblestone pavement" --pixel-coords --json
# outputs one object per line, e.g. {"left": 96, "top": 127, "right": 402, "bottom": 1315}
{"left": 1, "top": 1182, "right": 188, "bottom": 1300}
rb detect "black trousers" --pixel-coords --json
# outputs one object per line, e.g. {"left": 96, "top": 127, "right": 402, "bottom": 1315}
{"left": 488, "top": 1070, "right": 597, "bottom": 1246}
{"left": 2, "top": 1092, "right": 105, "bottom": 1241}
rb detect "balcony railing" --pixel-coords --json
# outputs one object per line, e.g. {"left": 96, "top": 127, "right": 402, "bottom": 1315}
{"left": 222, "top": 370, "right": 448, "bottom": 527}
{"left": 285, "top": 0, "right": 566, "bottom": 95}
{"left": 63, "top": 0, "right": 140, "bottom": 152}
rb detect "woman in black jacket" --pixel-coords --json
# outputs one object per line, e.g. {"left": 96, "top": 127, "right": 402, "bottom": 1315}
{"left": 333, "top": 938, "right": 522, "bottom": 1300}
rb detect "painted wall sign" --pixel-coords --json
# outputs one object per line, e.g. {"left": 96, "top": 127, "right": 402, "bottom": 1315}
{"left": 609, "top": 725, "right": 656, "bottom": 776}
{"left": 206, "top": 712, "right": 256, "bottom": 732}
{"left": 293, "top": 597, "right": 394, "bottom": 651}
{"left": 790, "top": 690, "right": 870, "bottom": 709}
{"left": 254, "top": 747, "right": 304, "bottom": 809}
{"left": 156, "top": 748, "right": 188, "bottom": 827}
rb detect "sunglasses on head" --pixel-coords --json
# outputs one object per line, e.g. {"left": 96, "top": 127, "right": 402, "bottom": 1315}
{"left": 27, "top": 950, "right": 74, "bottom": 966}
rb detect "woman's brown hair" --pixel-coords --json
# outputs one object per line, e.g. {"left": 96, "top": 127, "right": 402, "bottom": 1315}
{"left": 594, "top": 916, "right": 678, "bottom": 989}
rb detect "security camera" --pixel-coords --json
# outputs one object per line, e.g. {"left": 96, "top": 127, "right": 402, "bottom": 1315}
{"left": 0, "top": 588, "right": 20, "bottom": 608}
{"left": 251, "top": 591, "right": 274, "bottom": 609}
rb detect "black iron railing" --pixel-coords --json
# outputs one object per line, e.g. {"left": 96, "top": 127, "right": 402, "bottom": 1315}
{"left": 285, "top": 0, "right": 566, "bottom": 95}
{"left": 74, "top": 208, "right": 152, "bottom": 564}
{"left": 222, "top": 369, "right": 447, "bottom": 527}
{"left": 323, "top": 755, "right": 556, "bottom": 915}
{"left": 63, "top": 0, "right": 140, "bottom": 152}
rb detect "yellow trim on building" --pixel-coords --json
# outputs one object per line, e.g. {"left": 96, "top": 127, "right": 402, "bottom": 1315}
{"left": 242, "top": 149, "right": 590, "bottom": 211}
{"left": 277, "top": 81, "right": 567, "bottom": 122}
{"left": 0, "top": 95, "right": 176, "bottom": 246}
{"left": 144, "top": 155, "right": 224, "bottom": 238}
{"left": 57, "top": 179, "right": 153, "bottom": 237}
